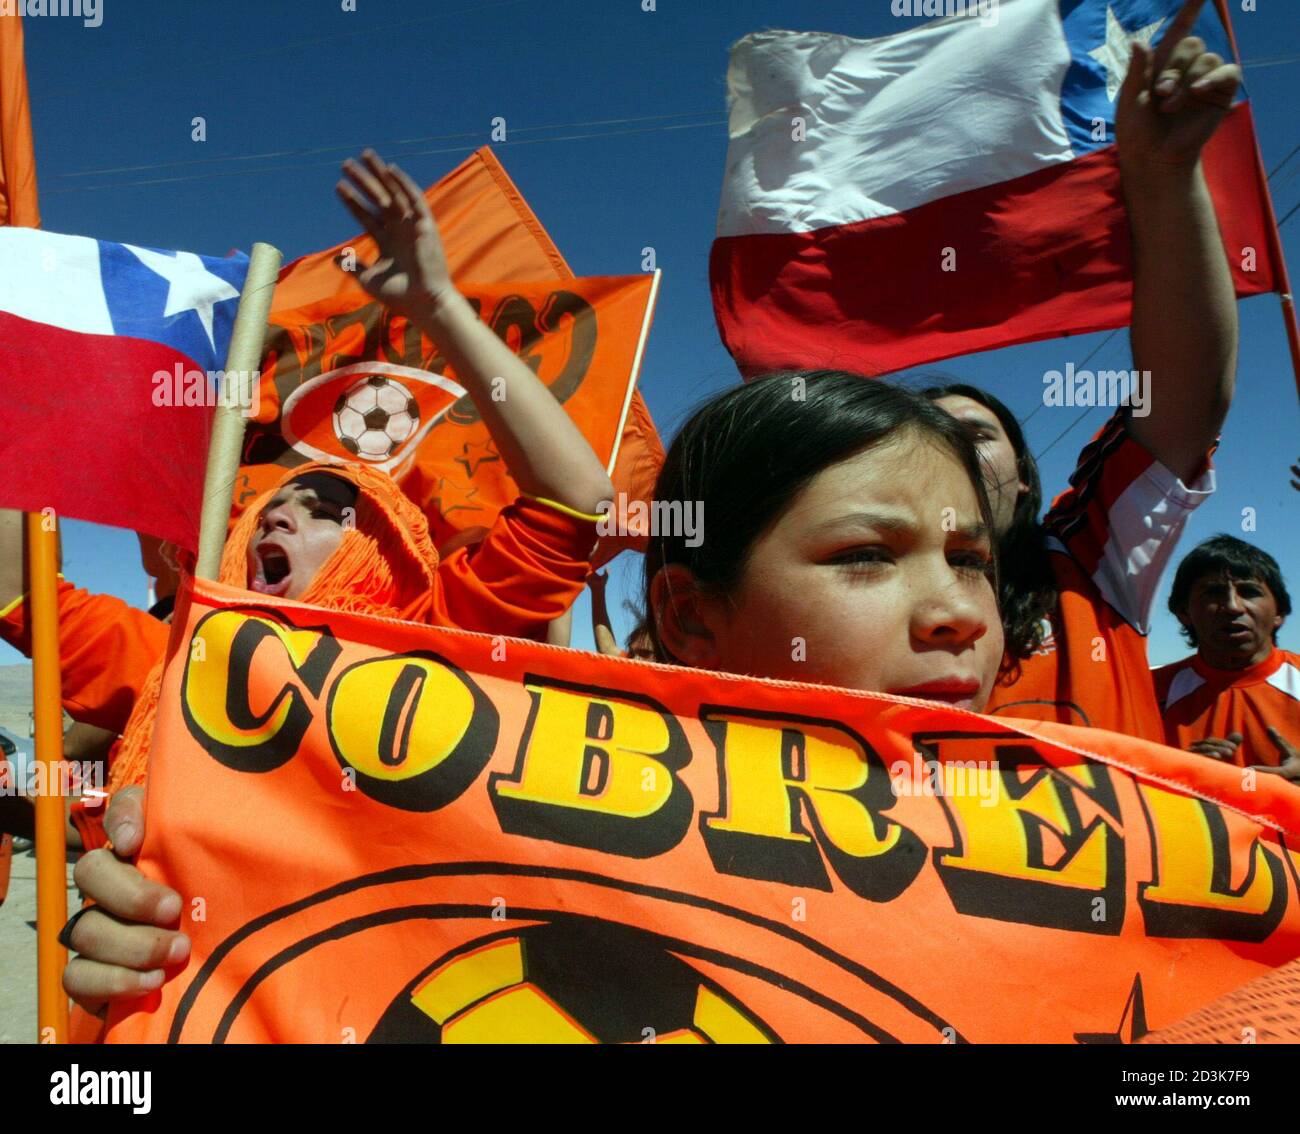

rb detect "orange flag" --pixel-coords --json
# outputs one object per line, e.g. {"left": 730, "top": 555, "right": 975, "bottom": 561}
{"left": 0, "top": 12, "right": 38, "bottom": 228}
{"left": 238, "top": 148, "right": 662, "bottom": 559}
{"left": 0, "top": 9, "right": 38, "bottom": 904}
{"left": 105, "top": 577, "right": 1300, "bottom": 1043}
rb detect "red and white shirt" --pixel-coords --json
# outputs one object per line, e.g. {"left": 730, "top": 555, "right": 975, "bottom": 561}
{"left": 1153, "top": 648, "right": 1300, "bottom": 767}
{"left": 985, "top": 412, "right": 1214, "bottom": 741}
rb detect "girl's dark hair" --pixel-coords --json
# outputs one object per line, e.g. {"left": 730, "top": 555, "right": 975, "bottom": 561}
{"left": 919, "top": 382, "right": 1057, "bottom": 662}
{"left": 644, "top": 371, "right": 999, "bottom": 663}
{"left": 1168, "top": 534, "right": 1292, "bottom": 647}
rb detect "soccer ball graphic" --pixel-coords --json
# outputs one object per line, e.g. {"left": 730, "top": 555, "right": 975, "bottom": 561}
{"left": 332, "top": 375, "right": 420, "bottom": 461}
{"left": 366, "top": 920, "right": 777, "bottom": 1044}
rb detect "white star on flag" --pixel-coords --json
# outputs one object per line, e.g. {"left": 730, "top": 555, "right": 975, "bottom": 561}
{"left": 1088, "top": 5, "right": 1165, "bottom": 102}
{"left": 125, "top": 244, "right": 240, "bottom": 352}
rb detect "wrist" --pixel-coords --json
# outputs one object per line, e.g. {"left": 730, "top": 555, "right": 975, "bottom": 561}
{"left": 408, "top": 287, "right": 469, "bottom": 336}
{"left": 1119, "top": 155, "right": 1204, "bottom": 196}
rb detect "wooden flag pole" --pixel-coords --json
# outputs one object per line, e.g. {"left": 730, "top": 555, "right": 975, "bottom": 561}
{"left": 1213, "top": 0, "right": 1300, "bottom": 409}
{"left": 196, "top": 242, "right": 282, "bottom": 580}
{"left": 28, "top": 508, "right": 68, "bottom": 1043}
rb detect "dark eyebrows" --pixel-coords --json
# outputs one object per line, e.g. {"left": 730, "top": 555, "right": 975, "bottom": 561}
{"left": 814, "top": 512, "right": 990, "bottom": 543}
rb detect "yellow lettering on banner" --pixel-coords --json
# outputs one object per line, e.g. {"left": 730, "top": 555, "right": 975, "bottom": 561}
{"left": 1137, "top": 783, "right": 1288, "bottom": 942}
{"left": 182, "top": 609, "right": 341, "bottom": 773}
{"left": 930, "top": 737, "right": 1125, "bottom": 934}
{"left": 490, "top": 680, "right": 692, "bottom": 857}
{"left": 699, "top": 710, "right": 922, "bottom": 901}
{"left": 327, "top": 652, "right": 498, "bottom": 812}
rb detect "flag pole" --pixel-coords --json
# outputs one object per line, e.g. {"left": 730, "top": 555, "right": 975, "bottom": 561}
{"left": 28, "top": 509, "right": 68, "bottom": 1042}
{"left": 196, "top": 242, "right": 281, "bottom": 579}
{"left": 1213, "top": 0, "right": 1300, "bottom": 409}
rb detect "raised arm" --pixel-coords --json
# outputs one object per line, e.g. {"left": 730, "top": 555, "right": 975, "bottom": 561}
{"left": 336, "top": 150, "right": 614, "bottom": 517}
{"left": 1117, "top": 0, "right": 1241, "bottom": 483}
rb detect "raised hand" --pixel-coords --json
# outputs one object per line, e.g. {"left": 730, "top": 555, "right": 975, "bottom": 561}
{"left": 1116, "top": 0, "right": 1241, "bottom": 173}
{"left": 335, "top": 150, "right": 455, "bottom": 321}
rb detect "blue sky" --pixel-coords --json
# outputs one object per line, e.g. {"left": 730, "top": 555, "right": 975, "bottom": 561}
{"left": 6, "top": 0, "right": 1300, "bottom": 674}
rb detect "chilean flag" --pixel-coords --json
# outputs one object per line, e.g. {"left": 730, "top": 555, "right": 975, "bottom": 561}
{"left": 0, "top": 228, "right": 248, "bottom": 550}
{"left": 710, "top": 0, "right": 1278, "bottom": 376}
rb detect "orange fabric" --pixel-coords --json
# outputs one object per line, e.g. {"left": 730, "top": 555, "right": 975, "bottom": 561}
{"left": 1154, "top": 649, "right": 1300, "bottom": 767}
{"left": 236, "top": 147, "right": 661, "bottom": 558}
{"left": 986, "top": 555, "right": 1165, "bottom": 739}
{"left": 0, "top": 13, "right": 39, "bottom": 228}
{"left": 102, "top": 576, "right": 1300, "bottom": 1044}
{"left": 0, "top": 581, "right": 167, "bottom": 733}
{"left": 986, "top": 415, "right": 1209, "bottom": 741}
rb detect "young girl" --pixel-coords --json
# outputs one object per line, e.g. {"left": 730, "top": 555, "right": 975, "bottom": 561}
{"left": 644, "top": 371, "right": 1005, "bottom": 707}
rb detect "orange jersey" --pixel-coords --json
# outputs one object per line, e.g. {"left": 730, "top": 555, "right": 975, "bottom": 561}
{"left": 985, "top": 413, "right": 1213, "bottom": 742}
{"left": 0, "top": 580, "right": 168, "bottom": 734}
{"left": 1153, "top": 648, "right": 1300, "bottom": 767}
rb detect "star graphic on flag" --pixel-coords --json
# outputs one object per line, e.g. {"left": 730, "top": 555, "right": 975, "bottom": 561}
{"left": 431, "top": 474, "right": 484, "bottom": 516}
{"left": 455, "top": 438, "right": 502, "bottom": 478}
{"left": 124, "top": 244, "right": 240, "bottom": 352}
{"left": 1088, "top": 5, "right": 1165, "bottom": 102}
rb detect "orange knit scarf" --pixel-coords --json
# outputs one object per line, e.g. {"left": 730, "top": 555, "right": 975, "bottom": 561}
{"left": 106, "top": 461, "right": 441, "bottom": 794}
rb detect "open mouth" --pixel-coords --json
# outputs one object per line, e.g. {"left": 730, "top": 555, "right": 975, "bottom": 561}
{"left": 251, "top": 543, "right": 292, "bottom": 597}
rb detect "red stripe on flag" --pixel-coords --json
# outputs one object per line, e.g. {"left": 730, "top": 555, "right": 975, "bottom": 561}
{"left": 0, "top": 311, "right": 212, "bottom": 549}
{"left": 711, "top": 103, "right": 1275, "bottom": 377}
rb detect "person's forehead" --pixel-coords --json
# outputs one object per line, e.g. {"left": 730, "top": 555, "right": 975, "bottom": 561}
{"left": 1192, "top": 569, "right": 1270, "bottom": 593}
{"left": 268, "top": 474, "right": 355, "bottom": 508}
{"left": 935, "top": 396, "right": 1003, "bottom": 433}
{"left": 786, "top": 437, "right": 983, "bottom": 524}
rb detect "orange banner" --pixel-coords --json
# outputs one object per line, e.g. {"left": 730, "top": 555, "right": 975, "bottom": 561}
{"left": 239, "top": 148, "right": 662, "bottom": 556}
{"left": 104, "top": 578, "right": 1300, "bottom": 1044}
{"left": 237, "top": 273, "right": 655, "bottom": 547}
{"left": 0, "top": 12, "right": 38, "bottom": 228}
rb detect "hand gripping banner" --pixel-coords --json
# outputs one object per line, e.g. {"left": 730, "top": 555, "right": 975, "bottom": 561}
{"left": 104, "top": 579, "right": 1300, "bottom": 1044}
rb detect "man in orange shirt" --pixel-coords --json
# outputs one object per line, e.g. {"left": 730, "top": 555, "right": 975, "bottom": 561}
{"left": 1154, "top": 535, "right": 1300, "bottom": 770}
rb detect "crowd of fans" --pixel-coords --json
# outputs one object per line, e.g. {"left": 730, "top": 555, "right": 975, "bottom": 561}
{"left": 0, "top": 21, "right": 1297, "bottom": 1040}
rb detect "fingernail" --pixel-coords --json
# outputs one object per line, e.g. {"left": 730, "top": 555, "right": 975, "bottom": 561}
{"left": 166, "top": 936, "right": 190, "bottom": 964}
{"left": 112, "top": 820, "right": 137, "bottom": 847}
{"left": 157, "top": 892, "right": 182, "bottom": 922}
{"left": 140, "top": 970, "right": 165, "bottom": 990}
{"left": 1156, "top": 77, "right": 1176, "bottom": 95}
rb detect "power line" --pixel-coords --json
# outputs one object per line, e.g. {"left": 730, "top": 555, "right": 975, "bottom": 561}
{"left": 1266, "top": 141, "right": 1300, "bottom": 181}
{"left": 41, "top": 110, "right": 724, "bottom": 182}
{"left": 1017, "top": 328, "right": 1124, "bottom": 432}
{"left": 39, "top": 117, "right": 727, "bottom": 196}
